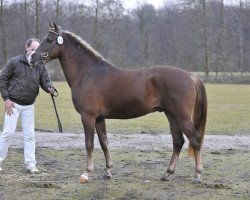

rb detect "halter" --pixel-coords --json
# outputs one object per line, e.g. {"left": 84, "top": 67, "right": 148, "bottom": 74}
{"left": 49, "top": 29, "right": 64, "bottom": 45}
{"left": 45, "top": 28, "right": 64, "bottom": 57}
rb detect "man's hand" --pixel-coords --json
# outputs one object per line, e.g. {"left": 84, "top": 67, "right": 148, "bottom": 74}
{"left": 48, "top": 86, "right": 57, "bottom": 96}
{"left": 5, "top": 99, "right": 15, "bottom": 116}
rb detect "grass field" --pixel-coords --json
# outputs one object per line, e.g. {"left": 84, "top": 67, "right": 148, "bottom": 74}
{"left": 0, "top": 82, "right": 249, "bottom": 135}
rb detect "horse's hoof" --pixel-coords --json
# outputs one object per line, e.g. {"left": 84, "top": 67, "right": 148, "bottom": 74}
{"left": 102, "top": 170, "right": 112, "bottom": 180}
{"left": 192, "top": 178, "right": 201, "bottom": 184}
{"left": 160, "top": 176, "right": 170, "bottom": 181}
{"left": 161, "top": 172, "right": 172, "bottom": 181}
{"left": 80, "top": 173, "right": 89, "bottom": 184}
{"left": 102, "top": 174, "right": 112, "bottom": 180}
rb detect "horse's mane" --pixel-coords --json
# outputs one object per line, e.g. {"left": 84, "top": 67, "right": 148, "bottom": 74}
{"left": 63, "top": 30, "right": 105, "bottom": 61}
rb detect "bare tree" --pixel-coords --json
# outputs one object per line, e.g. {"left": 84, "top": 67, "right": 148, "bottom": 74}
{"left": 0, "top": 0, "right": 7, "bottom": 64}
{"left": 201, "top": 0, "right": 209, "bottom": 81}
{"left": 24, "top": 0, "right": 29, "bottom": 39}
{"left": 88, "top": 0, "right": 124, "bottom": 50}
{"left": 239, "top": 0, "right": 244, "bottom": 77}
{"left": 215, "top": 0, "right": 225, "bottom": 79}
{"left": 33, "top": 0, "right": 43, "bottom": 38}
{"left": 136, "top": 4, "right": 156, "bottom": 66}
{"left": 55, "top": 0, "right": 65, "bottom": 23}
{"left": 92, "top": 0, "right": 101, "bottom": 49}
{"left": 0, "top": 0, "right": 250, "bottom": 80}
{"left": 35, "top": 0, "right": 39, "bottom": 38}
{"left": 51, "top": 0, "right": 64, "bottom": 80}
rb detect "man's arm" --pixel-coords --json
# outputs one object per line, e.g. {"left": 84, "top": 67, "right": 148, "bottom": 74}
{"left": 0, "top": 59, "right": 14, "bottom": 101}
{"left": 39, "top": 64, "right": 55, "bottom": 95}
{"left": 0, "top": 59, "right": 15, "bottom": 115}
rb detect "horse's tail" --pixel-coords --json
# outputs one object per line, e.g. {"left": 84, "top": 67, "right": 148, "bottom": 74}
{"left": 188, "top": 75, "right": 207, "bottom": 157}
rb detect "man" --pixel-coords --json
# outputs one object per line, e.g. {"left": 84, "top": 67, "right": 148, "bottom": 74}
{"left": 0, "top": 38, "right": 55, "bottom": 174}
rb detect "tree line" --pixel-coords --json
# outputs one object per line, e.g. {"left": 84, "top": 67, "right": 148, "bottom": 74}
{"left": 0, "top": 0, "right": 249, "bottom": 82}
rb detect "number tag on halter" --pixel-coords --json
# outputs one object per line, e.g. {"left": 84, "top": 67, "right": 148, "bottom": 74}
{"left": 57, "top": 36, "right": 63, "bottom": 44}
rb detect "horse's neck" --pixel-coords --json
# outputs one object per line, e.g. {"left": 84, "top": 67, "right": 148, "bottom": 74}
{"left": 58, "top": 35, "right": 117, "bottom": 87}
{"left": 59, "top": 56, "right": 85, "bottom": 88}
{"left": 58, "top": 43, "right": 99, "bottom": 87}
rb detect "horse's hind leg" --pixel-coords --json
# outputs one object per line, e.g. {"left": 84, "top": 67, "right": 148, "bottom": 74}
{"left": 181, "top": 120, "right": 203, "bottom": 184}
{"left": 161, "top": 115, "right": 185, "bottom": 181}
{"left": 96, "top": 118, "right": 113, "bottom": 179}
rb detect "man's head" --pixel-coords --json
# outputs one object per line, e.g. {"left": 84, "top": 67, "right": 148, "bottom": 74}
{"left": 25, "top": 38, "right": 40, "bottom": 56}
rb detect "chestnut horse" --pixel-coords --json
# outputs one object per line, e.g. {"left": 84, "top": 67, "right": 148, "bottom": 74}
{"left": 31, "top": 22, "right": 207, "bottom": 184}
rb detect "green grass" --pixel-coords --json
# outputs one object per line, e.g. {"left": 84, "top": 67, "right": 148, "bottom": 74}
{"left": 0, "top": 82, "right": 249, "bottom": 135}
{"left": 193, "top": 71, "right": 250, "bottom": 77}
{"left": 206, "top": 84, "right": 250, "bottom": 134}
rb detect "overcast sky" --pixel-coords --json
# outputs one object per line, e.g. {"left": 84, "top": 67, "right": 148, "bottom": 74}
{"left": 122, "top": 0, "right": 165, "bottom": 9}
{"left": 122, "top": 0, "right": 240, "bottom": 9}
{"left": 5, "top": 0, "right": 244, "bottom": 9}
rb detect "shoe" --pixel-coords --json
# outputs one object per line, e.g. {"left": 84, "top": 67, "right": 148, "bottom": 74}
{"left": 28, "top": 166, "right": 39, "bottom": 174}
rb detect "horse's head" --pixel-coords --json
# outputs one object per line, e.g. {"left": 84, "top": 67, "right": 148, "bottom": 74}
{"left": 30, "top": 22, "right": 63, "bottom": 66}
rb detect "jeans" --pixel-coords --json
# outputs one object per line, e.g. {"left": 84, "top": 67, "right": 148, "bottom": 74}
{"left": 0, "top": 103, "right": 36, "bottom": 169}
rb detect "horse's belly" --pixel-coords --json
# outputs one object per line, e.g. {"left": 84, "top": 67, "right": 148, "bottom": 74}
{"left": 106, "top": 110, "right": 150, "bottom": 119}
{"left": 104, "top": 102, "right": 160, "bottom": 119}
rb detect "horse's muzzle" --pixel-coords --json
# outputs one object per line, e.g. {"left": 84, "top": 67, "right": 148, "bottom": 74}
{"left": 30, "top": 52, "right": 48, "bottom": 66}
{"left": 41, "top": 52, "right": 49, "bottom": 60}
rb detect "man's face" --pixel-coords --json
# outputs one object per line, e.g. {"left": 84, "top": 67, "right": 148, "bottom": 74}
{"left": 26, "top": 41, "right": 40, "bottom": 56}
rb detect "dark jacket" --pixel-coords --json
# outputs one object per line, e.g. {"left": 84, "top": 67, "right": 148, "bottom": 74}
{"left": 0, "top": 54, "right": 53, "bottom": 105}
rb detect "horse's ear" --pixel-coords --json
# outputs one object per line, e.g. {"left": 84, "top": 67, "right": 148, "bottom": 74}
{"left": 57, "top": 26, "right": 62, "bottom": 36}
{"left": 53, "top": 21, "right": 58, "bottom": 31}
{"left": 49, "top": 20, "right": 53, "bottom": 29}
{"left": 53, "top": 21, "right": 62, "bottom": 35}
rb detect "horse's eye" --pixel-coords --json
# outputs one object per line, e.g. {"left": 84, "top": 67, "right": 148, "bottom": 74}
{"left": 46, "top": 36, "right": 53, "bottom": 43}
{"left": 46, "top": 38, "right": 52, "bottom": 43}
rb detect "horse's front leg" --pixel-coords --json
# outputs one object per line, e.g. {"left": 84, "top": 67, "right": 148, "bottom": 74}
{"left": 96, "top": 118, "right": 113, "bottom": 179}
{"left": 80, "top": 114, "right": 96, "bottom": 184}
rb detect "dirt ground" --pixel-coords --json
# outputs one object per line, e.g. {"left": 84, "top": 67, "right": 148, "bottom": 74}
{"left": 0, "top": 132, "right": 249, "bottom": 200}
{"left": 6, "top": 132, "right": 250, "bottom": 151}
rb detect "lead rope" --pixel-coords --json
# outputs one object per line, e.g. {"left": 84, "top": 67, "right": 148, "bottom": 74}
{"left": 51, "top": 88, "right": 63, "bottom": 132}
